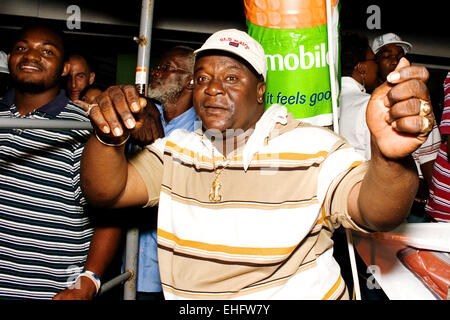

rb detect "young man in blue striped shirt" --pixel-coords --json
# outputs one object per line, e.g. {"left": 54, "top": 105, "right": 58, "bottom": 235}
{"left": 0, "top": 23, "right": 94, "bottom": 299}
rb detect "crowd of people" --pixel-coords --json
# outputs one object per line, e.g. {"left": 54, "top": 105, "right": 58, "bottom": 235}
{"left": 0, "top": 21, "right": 447, "bottom": 300}
{"left": 339, "top": 31, "right": 444, "bottom": 223}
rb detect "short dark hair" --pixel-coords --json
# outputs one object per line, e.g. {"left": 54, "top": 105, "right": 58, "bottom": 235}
{"left": 13, "top": 22, "right": 67, "bottom": 62}
{"left": 340, "top": 32, "right": 370, "bottom": 77}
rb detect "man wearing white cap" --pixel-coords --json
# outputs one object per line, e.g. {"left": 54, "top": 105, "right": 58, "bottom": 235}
{"left": 371, "top": 32, "right": 412, "bottom": 85}
{"left": 80, "top": 29, "right": 435, "bottom": 299}
{"left": 373, "top": 33, "right": 440, "bottom": 222}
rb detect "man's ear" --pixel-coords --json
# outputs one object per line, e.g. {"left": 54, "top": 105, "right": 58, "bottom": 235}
{"left": 186, "top": 75, "right": 194, "bottom": 90}
{"left": 89, "top": 72, "right": 95, "bottom": 85}
{"left": 61, "top": 62, "right": 70, "bottom": 77}
{"left": 355, "top": 62, "right": 367, "bottom": 76}
{"left": 257, "top": 81, "right": 266, "bottom": 104}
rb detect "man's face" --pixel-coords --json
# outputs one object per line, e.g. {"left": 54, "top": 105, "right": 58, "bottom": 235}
{"left": 66, "top": 56, "right": 94, "bottom": 101}
{"left": 8, "top": 26, "right": 66, "bottom": 93}
{"left": 193, "top": 53, "right": 265, "bottom": 135}
{"left": 148, "top": 48, "right": 191, "bottom": 104}
{"left": 375, "top": 44, "right": 405, "bottom": 81}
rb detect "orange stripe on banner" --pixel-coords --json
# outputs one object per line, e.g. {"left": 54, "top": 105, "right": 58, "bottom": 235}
{"left": 244, "top": 0, "right": 338, "bottom": 29}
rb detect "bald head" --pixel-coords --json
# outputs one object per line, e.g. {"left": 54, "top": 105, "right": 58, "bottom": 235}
{"left": 66, "top": 54, "right": 95, "bottom": 101}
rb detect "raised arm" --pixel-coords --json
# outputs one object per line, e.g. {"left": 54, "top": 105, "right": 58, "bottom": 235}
{"left": 348, "top": 58, "right": 434, "bottom": 231}
{"left": 80, "top": 85, "right": 164, "bottom": 208}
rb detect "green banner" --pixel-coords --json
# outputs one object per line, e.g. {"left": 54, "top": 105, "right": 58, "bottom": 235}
{"left": 247, "top": 20, "right": 334, "bottom": 125}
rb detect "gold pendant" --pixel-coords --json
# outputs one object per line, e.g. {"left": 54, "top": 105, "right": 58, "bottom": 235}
{"left": 209, "top": 176, "right": 222, "bottom": 202}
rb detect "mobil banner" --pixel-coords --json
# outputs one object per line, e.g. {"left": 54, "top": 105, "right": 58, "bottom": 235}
{"left": 244, "top": 0, "right": 340, "bottom": 126}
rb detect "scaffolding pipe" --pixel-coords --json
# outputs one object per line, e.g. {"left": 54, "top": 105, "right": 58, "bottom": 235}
{"left": 326, "top": 0, "right": 339, "bottom": 134}
{"left": 134, "top": 0, "right": 155, "bottom": 97}
{"left": 325, "top": 0, "right": 361, "bottom": 300}
{"left": 0, "top": 118, "right": 92, "bottom": 130}
{"left": 97, "top": 271, "right": 131, "bottom": 296}
{"left": 123, "top": 0, "right": 155, "bottom": 301}
{"left": 123, "top": 228, "right": 139, "bottom": 300}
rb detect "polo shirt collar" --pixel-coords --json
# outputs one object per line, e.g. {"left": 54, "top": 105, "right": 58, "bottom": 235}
{"left": 156, "top": 103, "right": 198, "bottom": 135}
{"left": 1, "top": 88, "right": 69, "bottom": 117}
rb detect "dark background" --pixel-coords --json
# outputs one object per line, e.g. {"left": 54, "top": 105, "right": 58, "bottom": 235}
{"left": 1, "top": 1, "right": 447, "bottom": 110}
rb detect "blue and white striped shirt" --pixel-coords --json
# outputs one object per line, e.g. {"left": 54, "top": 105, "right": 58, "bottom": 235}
{"left": 0, "top": 89, "right": 93, "bottom": 299}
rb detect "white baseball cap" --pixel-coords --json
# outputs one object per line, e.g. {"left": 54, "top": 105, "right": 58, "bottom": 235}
{"left": 0, "top": 51, "right": 9, "bottom": 74}
{"left": 371, "top": 33, "right": 412, "bottom": 55}
{"left": 194, "top": 29, "right": 267, "bottom": 81}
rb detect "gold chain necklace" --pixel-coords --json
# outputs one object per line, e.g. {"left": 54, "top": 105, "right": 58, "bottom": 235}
{"left": 209, "top": 147, "right": 232, "bottom": 202}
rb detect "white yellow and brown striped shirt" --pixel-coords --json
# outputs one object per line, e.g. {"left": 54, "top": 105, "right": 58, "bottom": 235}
{"left": 130, "top": 104, "right": 369, "bottom": 300}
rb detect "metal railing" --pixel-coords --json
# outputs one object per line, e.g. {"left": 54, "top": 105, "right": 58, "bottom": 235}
{"left": 119, "top": 0, "right": 155, "bottom": 300}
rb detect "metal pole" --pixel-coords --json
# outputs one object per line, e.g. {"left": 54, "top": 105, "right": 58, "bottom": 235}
{"left": 326, "top": 0, "right": 361, "bottom": 300}
{"left": 123, "top": 228, "right": 139, "bottom": 300}
{"left": 97, "top": 271, "right": 131, "bottom": 296}
{"left": 326, "top": 0, "right": 339, "bottom": 134}
{"left": 123, "top": 0, "right": 155, "bottom": 301}
{"left": 0, "top": 118, "right": 92, "bottom": 130}
{"left": 134, "top": 0, "right": 155, "bottom": 97}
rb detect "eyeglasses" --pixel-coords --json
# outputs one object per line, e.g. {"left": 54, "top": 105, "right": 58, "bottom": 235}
{"left": 154, "top": 64, "right": 190, "bottom": 74}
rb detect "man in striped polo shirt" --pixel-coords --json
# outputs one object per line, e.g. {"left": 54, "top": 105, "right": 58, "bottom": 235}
{"left": 0, "top": 24, "right": 93, "bottom": 299}
{"left": 425, "top": 71, "right": 450, "bottom": 222}
{"left": 81, "top": 29, "right": 435, "bottom": 299}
